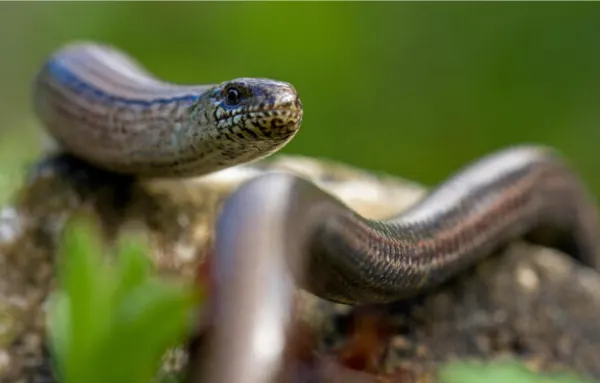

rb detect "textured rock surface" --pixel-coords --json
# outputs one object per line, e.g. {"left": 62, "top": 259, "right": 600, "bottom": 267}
{"left": 0, "top": 153, "right": 599, "bottom": 382}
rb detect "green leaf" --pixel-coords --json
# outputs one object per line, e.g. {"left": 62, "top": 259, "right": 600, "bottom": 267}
{"left": 112, "top": 235, "right": 153, "bottom": 306}
{"left": 94, "top": 282, "right": 197, "bottom": 383}
{"left": 439, "top": 360, "right": 600, "bottom": 383}
{"left": 47, "top": 217, "right": 201, "bottom": 383}
{"left": 45, "top": 291, "right": 70, "bottom": 380}
{"left": 56, "top": 218, "right": 113, "bottom": 382}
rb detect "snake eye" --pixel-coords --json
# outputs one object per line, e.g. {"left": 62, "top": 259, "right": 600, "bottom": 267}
{"left": 225, "top": 87, "right": 241, "bottom": 106}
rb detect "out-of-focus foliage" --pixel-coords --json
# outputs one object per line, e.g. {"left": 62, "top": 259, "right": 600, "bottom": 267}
{"left": 439, "top": 360, "right": 600, "bottom": 383}
{"left": 1, "top": 3, "right": 599, "bottom": 202}
{"left": 47, "top": 217, "right": 200, "bottom": 383}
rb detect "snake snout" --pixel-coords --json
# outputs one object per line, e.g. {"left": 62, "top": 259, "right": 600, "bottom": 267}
{"left": 238, "top": 79, "right": 303, "bottom": 140}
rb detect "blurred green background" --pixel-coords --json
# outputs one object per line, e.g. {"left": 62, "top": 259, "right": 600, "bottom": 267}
{"left": 1, "top": 2, "right": 599, "bottom": 202}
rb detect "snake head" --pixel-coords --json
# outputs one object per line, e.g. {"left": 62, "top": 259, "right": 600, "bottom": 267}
{"left": 180, "top": 77, "right": 303, "bottom": 176}
{"left": 208, "top": 77, "right": 303, "bottom": 141}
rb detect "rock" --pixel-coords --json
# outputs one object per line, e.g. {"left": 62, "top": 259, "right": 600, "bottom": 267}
{"left": 0, "top": 153, "right": 599, "bottom": 382}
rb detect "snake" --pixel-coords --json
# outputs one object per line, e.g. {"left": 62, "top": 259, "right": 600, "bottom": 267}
{"left": 34, "top": 41, "right": 303, "bottom": 177}
{"left": 33, "top": 42, "right": 600, "bottom": 383}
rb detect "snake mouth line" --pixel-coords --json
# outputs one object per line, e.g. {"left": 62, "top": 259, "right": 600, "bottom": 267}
{"left": 216, "top": 108, "right": 302, "bottom": 123}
